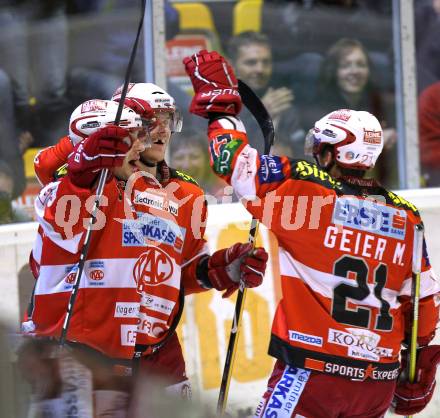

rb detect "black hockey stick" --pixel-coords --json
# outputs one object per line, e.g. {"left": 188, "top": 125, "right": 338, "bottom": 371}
{"left": 217, "top": 79, "right": 274, "bottom": 414}
{"left": 238, "top": 79, "right": 275, "bottom": 155}
{"left": 60, "top": 0, "right": 146, "bottom": 346}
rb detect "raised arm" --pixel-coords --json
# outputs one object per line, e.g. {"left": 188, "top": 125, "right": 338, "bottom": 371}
{"left": 183, "top": 49, "right": 294, "bottom": 201}
{"left": 34, "top": 136, "right": 73, "bottom": 186}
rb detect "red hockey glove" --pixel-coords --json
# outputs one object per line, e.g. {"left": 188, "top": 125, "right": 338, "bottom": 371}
{"left": 183, "top": 49, "right": 242, "bottom": 118}
{"left": 115, "top": 97, "right": 155, "bottom": 121}
{"left": 208, "top": 242, "right": 268, "bottom": 298}
{"left": 68, "top": 125, "right": 130, "bottom": 188}
{"left": 392, "top": 345, "right": 440, "bottom": 415}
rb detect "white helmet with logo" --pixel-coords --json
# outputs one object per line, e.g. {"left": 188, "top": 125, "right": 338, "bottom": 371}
{"left": 69, "top": 99, "right": 143, "bottom": 145}
{"left": 305, "top": 109, "right": 384, "bottom": 170}
{"left": 111, "top": 83, "right": 183, "bottom": 132}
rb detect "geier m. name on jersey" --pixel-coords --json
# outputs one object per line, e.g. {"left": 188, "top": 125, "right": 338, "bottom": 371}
{"left": 323, "top": 196, "right": 407, "bottom": 265}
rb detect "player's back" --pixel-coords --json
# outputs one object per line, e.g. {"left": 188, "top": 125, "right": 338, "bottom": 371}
{"left": 262, "top": 159, "right": 423, "bottom": 380}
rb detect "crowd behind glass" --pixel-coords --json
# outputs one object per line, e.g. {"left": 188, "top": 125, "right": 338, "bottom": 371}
{"left": 0, "top": 0, "right": 438, "bottom": 224}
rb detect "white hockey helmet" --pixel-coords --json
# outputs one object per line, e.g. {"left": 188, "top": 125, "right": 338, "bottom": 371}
{"left": 305, "top": 109, "right": 384, "bottom": 170}
{"left": 111, "top": 83, "right": 183, "bottom": 133}
{"left": 69, "top": 99, "right": 143, "bottom": 145}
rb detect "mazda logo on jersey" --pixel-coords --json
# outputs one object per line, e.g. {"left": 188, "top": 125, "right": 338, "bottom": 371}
{"left": 133, "top": 247, "right": 174, "bottom": 292}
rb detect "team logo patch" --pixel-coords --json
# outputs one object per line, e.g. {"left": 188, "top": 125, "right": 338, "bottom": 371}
{"left": 64, "top": 265, "right": 78, "bottom": 287}
{"left": 87, "top": 260, "right": 105, "bottom": 285}
{"left": 210, "top": 133, "right": 232, "bottom": 158}
{"left": 259, "top": 155, "right": 284, "bottom": 184}
{"left": 133, "top": 247, "right": 174, "bottom": 292}
{"left": 89, "top": 269, "right": 104, "bottom": 281}
{"left": 332, "top": 196, "right": 407, "bottom": 240}
{"left": 214, "top": 139, "right": 242, "bottom": 175}
{"left": 122, "top": 213, "right": 185, "bottom": 252}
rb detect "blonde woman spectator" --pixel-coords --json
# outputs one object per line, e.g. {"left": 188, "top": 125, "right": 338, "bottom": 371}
{"left": 304, "top": 38, "right": 397, "bottom": 186}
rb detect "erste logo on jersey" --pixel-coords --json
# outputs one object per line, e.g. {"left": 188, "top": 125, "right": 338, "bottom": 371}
{"left": 258, "top": 155, "right": 284, "bottom": 184}
{"left": 332, "top": 197, "right": 407, "bottom": 240}
{"left": 133, "top": 190, "right": 178, "bottom": 215}
{"left": 122, "top": 213, "right": 185, "bottom": 252}
{"left": 133, "top": 247, "right": 174, "bottom": 293}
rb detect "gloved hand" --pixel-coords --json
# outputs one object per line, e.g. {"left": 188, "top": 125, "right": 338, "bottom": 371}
{"left": 392, "top": 345, "right": 440, "bottom": 415}
{"left": 116, "top": 97, "right": 155, "bottom": 121}
{"left": 183, "top": 49, "right": 242, "bottom": 118}
{"left": 208, "top": 242, "right": 268, "bottom": 298}
{"left": 68, "top": 125, "right": 130, "bottom": 188}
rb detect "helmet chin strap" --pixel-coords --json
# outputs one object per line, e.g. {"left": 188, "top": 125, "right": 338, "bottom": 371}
{"left": 140, "top": 156, "right": 157, "bottom": 167}
{"left": 314, "top": 155, "right": 335, "bottom": 172}
{"left": 323, "top": 160, "right": 335, "bottom": 172}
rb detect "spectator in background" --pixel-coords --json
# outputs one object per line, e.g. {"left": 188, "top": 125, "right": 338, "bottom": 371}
{"left": 305, "top": 38, "right": 397, "bottom": 186}
{"left": 0, "top": 1, "right": 70, "bottom": 148}
{"left": 418, "top": 81, "right": 440, "bottom": 187}
{"left": 227, "top": 31, "right": 306, "bottom": 158}
{"left": 170, "top": 131, "right": 226, "bottom": 199}
{"left": 258, "top": 1, "right": 394, "bottom": 116}
{"left": 67, "top": 0, "right": 204, "bottom": 133}
{"left": 0, "top": 160, "right": 31, "bottom": 223}
{"left": 415, "top": 0, "right": 440, "bottom": 92}
{"left": 0, "top": 68, "right": 26, "bottom": 197}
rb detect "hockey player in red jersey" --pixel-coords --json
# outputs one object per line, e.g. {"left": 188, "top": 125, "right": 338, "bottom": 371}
{"left": 24, "top": 85, "right": 268, "bottom": 416}
{"left": 33, "top": 85, "right": 160, "bottom": 186}
{"left": 184, "top": 50, "right": 440, "bottom": 417}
